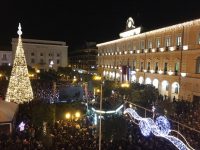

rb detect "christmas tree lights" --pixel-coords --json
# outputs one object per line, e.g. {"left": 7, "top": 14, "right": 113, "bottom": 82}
{"left": 5, "top": 23, "right": 33, "bottom": 104}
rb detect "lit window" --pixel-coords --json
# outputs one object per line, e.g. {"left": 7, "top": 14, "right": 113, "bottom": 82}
{"left": 156, "top": 38, "right": 161, "bottom": 48}
{"left": 148, "top": 41, "right": 153, "bottom": 49}
{"left": 176, "top": 36, "right": 182, "bottom": 46}
{"left": 174, "top": 62, "right": 179, "bottom": 75}
{"left": 196, "top": 56, "right": 200, "bottom": 73}
{"left": 198, "top": 33, "right": 200, "bottom": 44}
{"left": 165, "top": 37, "right": 171, "bottom": 47}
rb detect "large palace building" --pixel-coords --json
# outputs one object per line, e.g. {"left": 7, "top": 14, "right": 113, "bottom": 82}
{"left": 97, "top": 17, "right": 200, "bottom": 102}
{"left": 12, "top": 38, "right": 68, "bottom": 71}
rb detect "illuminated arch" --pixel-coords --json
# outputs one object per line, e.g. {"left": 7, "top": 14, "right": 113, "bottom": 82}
{"left": 161, "top": 80, "right": 169, "bottom": 96}
{"left": 172, "top": 82, "right": 179, "bottom": 94}
{"left": 145, "top": 77, "right": 152, "bottom": 84}
{"left": 139, "top": 76, "right": 144, "bottom": 84}
{"left": 153, "top": 79, "right": 159, "bottom": 89}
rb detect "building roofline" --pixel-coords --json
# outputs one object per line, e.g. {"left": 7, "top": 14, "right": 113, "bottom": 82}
{"left": 12, "top": 38, "right": 67, "bottom": 46}
{"left": 97, "top": 18, "right": 200, "bottom": 47}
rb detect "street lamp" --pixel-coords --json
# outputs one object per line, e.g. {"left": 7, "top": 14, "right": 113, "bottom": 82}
{"left": 65, "top": 113, "right": 71, "bottom": 120}
{"left": 93, "top": 75, "right": 103, "bottom": 150}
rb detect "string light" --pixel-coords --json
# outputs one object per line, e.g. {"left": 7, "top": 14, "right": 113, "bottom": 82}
{"left": 124, "top": 108, "right": 194, "bottom": 150}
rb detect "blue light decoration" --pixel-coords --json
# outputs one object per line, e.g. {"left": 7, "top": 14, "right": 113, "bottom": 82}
{"left": 124, "top": 108, "right": 194, "bottom": 150}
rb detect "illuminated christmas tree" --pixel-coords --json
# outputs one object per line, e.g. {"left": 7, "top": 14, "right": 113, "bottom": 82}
{"left": 5, "top": 23, "right": 33, "bottom": 103}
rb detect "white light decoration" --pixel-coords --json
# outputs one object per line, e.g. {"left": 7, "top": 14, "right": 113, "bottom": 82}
{"left": 119, "top": 27, "right": 141, "bottom": 38}
{"left": 119, "top": 52, "right": 122, "bottom": 55}
{"left": 111, "top": 52, "right": 114, "bottom": 55}
{"left": 151, "top": 48, "right": 155, "bottom": 52}
{"left": 136, "top": 68, "right": 139, "bottom": 72}
{"left": 97, "top": 19, "right": 200, "bottom": 47}
{"left": 169, "top": 46, "right": 175, "bottom": 51}
{"left": 158, "top": 70, "right": 163, "bottom": 74}
{"left": 137, "top": 50, "right": 140, "bottom": 54}
{"left": 130, "top": 50, "right": 133, "bottom": 54}
{"left": 5, "top": 23, "right": 34, "bottom": 103}
{"left": 49, "top": 60, "right": 54, "bottom": 68}
{"left": 150, "top": 70, "right": 155, "bottom": 73}
{"left": 124, "top": 51, "right": 127, "bottom": 54}
{"left": 124, "top": 108, "right": 194, "bottom": 150}
{"left": 181, "top": 72, "right": 187, "bottom": 77}
{"left": 115, "top": 52, "right": 118, "bottom": 55}
{"left": 168, "top": 70, "right": 173, "bottom": 75}
{"left": 144, "top": 49, "right": 148, "bottom": 53}
{"left": 91, "top": 104, "right": 124, "bottom": 114}
{"left": 160, "top": 48, "right": 164, "bottom": 52}
{"left": 183, "top": 45, "right": 188, "bottom": 50}
{"left": 19, "top": 121, "right": 25, "bottom": 131}
{"left": 143, "top": 69, "right": 147, "bottom": 73}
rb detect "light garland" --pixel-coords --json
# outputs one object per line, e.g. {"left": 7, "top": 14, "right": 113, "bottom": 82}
{"left": 124, "top": 108, "right": 194, "bottom": 150}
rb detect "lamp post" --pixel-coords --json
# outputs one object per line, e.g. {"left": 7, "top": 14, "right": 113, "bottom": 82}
{"left": 93, "top": 75, "right": 103, "bottom": 150}
{"left": 99, "top": 82, "right": 102, "bottom": 150}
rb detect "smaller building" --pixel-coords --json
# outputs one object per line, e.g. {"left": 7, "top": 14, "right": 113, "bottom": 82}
{"left": 69, "top": 42, "right": 97, "bottom": 72}
{"left": 12, "top": 38, "right": 68, "bottom": 71}
{"left": 0, "top": 46, "right": 12, "bottom": 66}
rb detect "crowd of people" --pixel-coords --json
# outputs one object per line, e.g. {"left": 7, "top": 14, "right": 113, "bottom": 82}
{"left": 0, "top": 79, "right": 200, "bottom": 149}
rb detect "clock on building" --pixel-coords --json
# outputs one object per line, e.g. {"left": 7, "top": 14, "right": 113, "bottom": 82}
{"left": 126, "top": 17, "right": 135, "bottom": 29}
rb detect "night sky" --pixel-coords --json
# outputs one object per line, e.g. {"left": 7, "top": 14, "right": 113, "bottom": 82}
{"left": 0, "top": 0, "right": 200, "bottom": 51}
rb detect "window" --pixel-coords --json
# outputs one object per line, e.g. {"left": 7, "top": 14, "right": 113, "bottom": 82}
{"left": 174, "top": 62, "right": 179, "bottom": 75}
{"left": 140, "top": 40, "right": 145, "bottom": 49}
{"left": 31, "top": 59, "right": 35, "bottom": 63}
{"left": 166, "top": 84, "right": 169, "bottom": 91}
{"left": 156, "top": 38, "right": 161, "bottom": 48}
{"left": 2, "top": 54, "right": 7, "bottom": 60}
{"left": 198, "top": 33, "right": 200, "bottom": 44}
{"left": 165, "top": 37, "right": 171, "bottom": 47}
{"left": 132, "top": 60, "right": 136, "bottom": 70}
{"left": 40, "top": 59, "right": 44, "bottom": 64}
{"left": 147, "top": 62, "right": 150, "bottom": 72}
{"left": 57, "top": 53, "right": 60, "bottom": 57}
{"left": 40, "top": 53, "right": 43, "bottom": 56}
{"left": 31, "top": 52, "right": 34, "bottom": 56}
{"left": 155, "top": 62, "right": 158, "bottom": 73}
{"left": 140, "top": 62, "right": 144, "bottom": 71}
{"left": 57, "top": 60, "right": 60, "bottom": 64}
{"left": 196, "top": 56, "right": 200, "bottom": 73}
{"left": 176, "top": 36, "right": 182, "bottom": 46}
{"left": 175, "top": 84, "right": 179, "bottom": 94}
{"left": 148, "top": 41, "right": 153, "bottom": 49}
{"left": 164, "top": 62, "right": 168, "bottom": 74}
{"left": 49, "top": 53, "right": 53, "bottom": 57}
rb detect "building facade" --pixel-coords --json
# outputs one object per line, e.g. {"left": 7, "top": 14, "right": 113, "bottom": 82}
{"left": 12, "top": 38, "right": 68, "bottom": 71}
{"left": 97, "top": 17, "right": 200, "bottom": 102}
{"left": 69, "top": 42, "right": 97, "bottom": 72}
{"left": 0, "top": 50, "right": 12, "bottom": 66}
